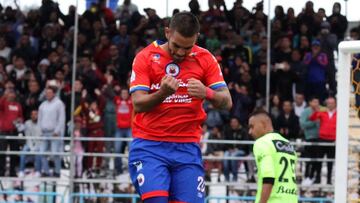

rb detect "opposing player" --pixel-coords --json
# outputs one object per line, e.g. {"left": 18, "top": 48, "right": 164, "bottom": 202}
{"left": 248, "top": 110, "right": 298, "bottom": 203}
{"left": 128, "top": 12, "right": 232, "bottom": 203}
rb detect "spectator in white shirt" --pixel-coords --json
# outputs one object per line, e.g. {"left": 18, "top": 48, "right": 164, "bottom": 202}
{"left": 38, "top": 86, "right": 65, "bottom": 177}
{"left": 0, "top": 36, "right": 11, "bottom": 62}
{"left": 293, "top": 93, "right": 306, "bottom": 117}
{"left": 116, "top": 0, "right": 138, "bottom": 18}
{"left": 19, "top": 109, "right": 42, "bottom": 178}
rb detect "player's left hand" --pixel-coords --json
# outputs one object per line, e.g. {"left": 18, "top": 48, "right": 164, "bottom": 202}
{"left": 187, "top": 78, "right": 206, "bottom": 99}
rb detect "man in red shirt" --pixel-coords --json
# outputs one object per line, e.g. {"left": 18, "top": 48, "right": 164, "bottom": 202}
{"left": 0, "top": 88, "right": 23, "bottom": 177}
{"left": 114, "top": 88, "right": 132, "bottom": 175}
{"left": 309, "top": 96, "right": 336, "bottom": 184}
{"left": 128, "top": 12, "right": 232, "bottom": 203}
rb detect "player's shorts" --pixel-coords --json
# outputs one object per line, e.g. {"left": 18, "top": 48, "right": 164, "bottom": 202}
{"left": 128, "top": 138, "right": 205, "bottom": 203}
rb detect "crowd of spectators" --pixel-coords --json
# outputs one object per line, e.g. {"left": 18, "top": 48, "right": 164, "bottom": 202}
{"left": 0, "top": 0, "right": 357, "bottom": 193}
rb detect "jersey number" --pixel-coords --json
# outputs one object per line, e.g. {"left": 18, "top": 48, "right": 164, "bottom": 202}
{"left": 278, "top": 156, "right": 296, "bottom": 183}
{"left": 197, "top": 176, "right": 205, "bottom": 193}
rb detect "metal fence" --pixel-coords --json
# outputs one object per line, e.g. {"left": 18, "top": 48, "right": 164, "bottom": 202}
{"left": 0, "top": 136, "right": 341, "bottom": 203}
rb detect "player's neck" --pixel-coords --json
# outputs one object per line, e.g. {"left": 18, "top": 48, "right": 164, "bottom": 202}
{"left": 261, "top": 129, "right": 274, "bottom": 137}
{"left": 159, "top": 42, "right": 170, "bottom": 54}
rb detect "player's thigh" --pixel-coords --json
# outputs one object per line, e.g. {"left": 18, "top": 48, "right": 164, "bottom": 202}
{"left": 128, "top": 140, "right": 171, "bottom": 200}
{"left": 169, "top": 163, "right": 205, "bottom": 203}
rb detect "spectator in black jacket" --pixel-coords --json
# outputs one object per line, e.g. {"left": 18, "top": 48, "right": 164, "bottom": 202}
{"left": 7, "top": 54, "right": 31, "bottom": 95}
{"left": 297, "top": 1, "right": 316, "bottom": 36}
{"left": 222, "top": 117, "right": 249, "bottom": 182}
{"left": 230, "top": 84, "right": 252, "bottom": 125}
{"left": 222, "top": 0, "right": 250, "bottom": 34}
{"left": 204, "top": 126, "right": 225, "bottom": 182}
{"left": 254, "top": 63, "right": 267, "bottom": 106}
{"left": 11, "top": 34, "right": 36, "bottom": 67}
{"left": 77, "top": 50, "right": 106, "bottom": 96}
{"left": 327, "top": 2, "right": 348, "bottom": 42}
{"left": 273, "top": 61, "right": 296, "bottom": 101}
{"left": 290, "top": 49, "right": 307, "bottom": 93}
{"left": 318, "top": 21, "right": 337, "bottom": 95}
{"left": 276, "top": 100, "right": 300, "bottom": 140}
{"left": 272, "top": 36, "right": 292, "bottom": 64}
{"left": 106, "top": 44, "right": 129, "bottom": 87}
{"left": 22, "top": 80, "right": 41, "bottom": 118}
{"left": 253, "top": 36, "right": 267, "bottom": 68}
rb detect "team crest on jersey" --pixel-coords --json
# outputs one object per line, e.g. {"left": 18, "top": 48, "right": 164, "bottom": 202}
{"left": 165, "top": 63, "right": 180, "bottom": 77}
{"left": 189, "top": 52, "right": 197, "bottom": 57}
{"left": 153, "top": 53, "right": 160, "bottom": 60}
{"left": 137, "top": 173, "right": 145, "bottom": 186}
{"left": 152, "top": 53, "right": 160, "bottom": 64}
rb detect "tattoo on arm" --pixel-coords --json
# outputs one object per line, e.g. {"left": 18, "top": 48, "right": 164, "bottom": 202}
{"left": 218, "top": 97, "right": 229, "bottom": 109}
{"left": 212, "top": 87, "right": 232, "bottom": 110}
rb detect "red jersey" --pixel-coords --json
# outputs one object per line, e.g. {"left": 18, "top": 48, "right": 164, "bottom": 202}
{"left": 309, "top": 111, "right": 336, "bottom": 141}
{"left": 114, "top": 96, "right": 133, "bottom": 128}
{"left": 129, "top": 41, "right": 227, "bottom": 142}
{"left": 0, "top": 97, "right": 23, "bottom": 132}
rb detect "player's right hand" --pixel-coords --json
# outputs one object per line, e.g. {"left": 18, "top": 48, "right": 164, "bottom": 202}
{"left": 159, "top": 75, "right": 179, "bottom": 96}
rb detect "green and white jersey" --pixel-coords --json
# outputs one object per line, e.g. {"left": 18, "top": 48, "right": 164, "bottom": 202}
{"left": 253, "top": 132, "right": 298, "bottom": 203}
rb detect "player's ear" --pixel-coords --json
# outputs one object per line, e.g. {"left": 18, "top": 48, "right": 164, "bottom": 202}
{"left": 165, "top": 27, "right": 171, "bottom": 40}
{"left": 260, "top": 119, "right": 267, "bottom": 131}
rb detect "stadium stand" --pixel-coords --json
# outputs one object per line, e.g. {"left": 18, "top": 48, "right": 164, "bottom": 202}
{"left": 0, "top": 0, "right": 358, "bottom": 202}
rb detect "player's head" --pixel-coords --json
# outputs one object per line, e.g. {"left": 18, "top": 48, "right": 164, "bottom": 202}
{"left": 248, "top": 110, "right": 274, "bottom": 139}
{"left": 309, "top": 96, "right": 319, "bottom": 109}
{"left": 282, "top": 100, "right": 293, "bottom": 114}
{"left": 120, "top": 88, "right": 130, "bottom": 100}
{"left": 326, "top": 96, "right": 336, "bottom": 111}
{"left": 30, "top": 109, "right": 38, "bottom": 122}
{"left": 166, "top": 12, "right": 200, "bottom": 63}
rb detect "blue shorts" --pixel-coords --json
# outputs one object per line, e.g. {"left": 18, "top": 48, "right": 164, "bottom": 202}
{"left": 128, "top": 138, "right": 205, "bottom": 203}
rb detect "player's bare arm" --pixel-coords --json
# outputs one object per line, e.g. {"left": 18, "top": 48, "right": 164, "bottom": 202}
{"left": 132, "top": 75, "right": 179, "bottom": 113}
{"left": 187, "top": 78, "right": 232, "bottom": 110}
{"left": 259, "top": 183, "right": 273, "bottom": 203}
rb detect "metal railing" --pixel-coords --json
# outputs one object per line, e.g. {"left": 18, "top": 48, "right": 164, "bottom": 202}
{"left": 0, "top": 190, "right": 64, "bottom": 203}
{"left": 0, "top": 192, "right": 335, "bottom": 203}
{"left": 205, "top": 196, "right": 334, "bottom": 203}
{"left": 0, "top": 136, "right": 338, "bottom": 146}
{"left": 0, "top": 135, "right": 344, "bottom": 202}
{"left": 71, "top": 193, "right": 140, "bottom": 203}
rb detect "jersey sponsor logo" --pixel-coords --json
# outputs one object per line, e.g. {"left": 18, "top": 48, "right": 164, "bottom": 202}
{"left": 276, "top": 185, "right": 297, "bottom": 195}
{"left": 8, "top": 105, "right": 19, "bottom": 111}
{"left": 150, "top": 83, "right": 160, "bottom": 90}
{"left": 137, "top": 173, "right": 145, "bottom": 186}
{"left": 130, "top": 70, "right": 136, "bottom": 82}
{"left": 165, "top": 63, "right": 180, "bottom": 77}
{"left": 117, "top": 102, "right": 130, "bottom": 113}
{"left": 163, "top": 94, "right": 192, "bottom": 103}
{"left": 152, "top": 53, "right": 160, "bottom": 64}
{"left": 272, "top": 140, "right": 295, "bottom": 155}
{"left": 150, "top": 79, "right": 188, "bottom": 90}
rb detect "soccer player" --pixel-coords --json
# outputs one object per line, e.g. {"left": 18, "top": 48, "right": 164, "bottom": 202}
{"left": 128, "top": 12, "right": 232, "bottom": 203}
{"left": 248, "top": 110, "right": 298, "bottom": 203}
